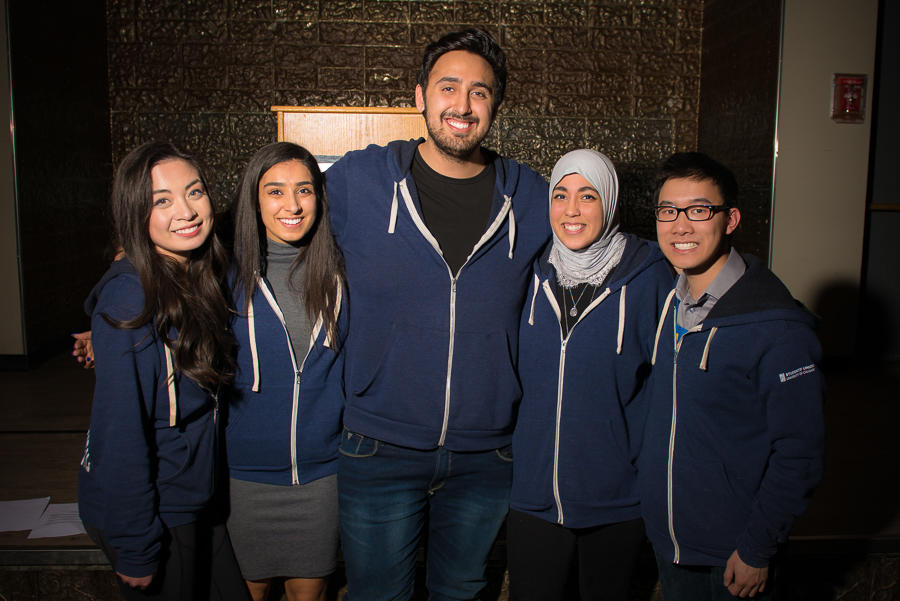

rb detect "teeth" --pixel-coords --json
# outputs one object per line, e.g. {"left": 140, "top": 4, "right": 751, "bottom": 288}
{"left": 674, "top": 242, "right": 697, "bottom": 250}
{"left": 563, "top": 223, "right": 584, "bottom": 232}
{"left": 446, "top": 118, "right": 473, "bottom": 129}
{"left": 174, "top": 225, "right": 199, "bottom": 234}
{"left": 279, "top": 217, "right": 303, "bottom": 225}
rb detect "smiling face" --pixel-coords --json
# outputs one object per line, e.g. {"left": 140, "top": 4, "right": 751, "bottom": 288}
{"left": 258, "top": 159, "right": 318, "bottom": 246}
{"left": 148, "top": 158, "right": 214, "bottom": 262}
{"left": 550, "top": 173, "right": 605, "bottom": 251}
{"left": 415, "top": 50, "right": 496, "bottom": 163}
{"left": 656, "top": 176, "right": 740, "bottom": 295}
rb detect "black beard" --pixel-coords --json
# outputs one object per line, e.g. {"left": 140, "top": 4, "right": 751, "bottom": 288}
{"left": 423, "top": 107, "right": 490, "bottom": 160}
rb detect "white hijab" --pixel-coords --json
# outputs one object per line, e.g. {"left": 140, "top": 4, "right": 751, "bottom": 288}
{"left": 548, "top": 149, "right": 627, "bottom": 288}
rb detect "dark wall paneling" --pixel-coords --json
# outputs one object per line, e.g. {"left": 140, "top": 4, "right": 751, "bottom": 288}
{"left": 8, "top": 1, "right": 112, "bottom": 361}
{"left": 107, "top": 0, "right": 703, "bottom": 241}
{"left": 698, "top": 0, "right": 781, "bottom": 262}
{"left": 861, "top": 0, "right": 900, "bottom": 359}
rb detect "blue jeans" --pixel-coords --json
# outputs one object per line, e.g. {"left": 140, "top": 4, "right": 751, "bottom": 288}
{"left": 337, "top": 429, "right": 513, "bottom": 601}
{"left": 655, "top": 553, "right": 776, "bottom": 601}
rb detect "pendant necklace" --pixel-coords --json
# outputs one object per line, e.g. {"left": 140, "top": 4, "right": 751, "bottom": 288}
{"left": 567, "top": 284, "right": 596, "bottom": 318}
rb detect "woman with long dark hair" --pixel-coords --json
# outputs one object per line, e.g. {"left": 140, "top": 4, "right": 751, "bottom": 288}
{"left": 225, "top": 142, "right": 346, "bottom": 601}
{"left": 78, "top": 141, "right": 248, "bottom": 600}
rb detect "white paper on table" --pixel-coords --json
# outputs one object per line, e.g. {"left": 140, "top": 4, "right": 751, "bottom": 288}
{"left": 0, "top": 497, "right": 50, "bottom": 532}
{"left": 27, "top": 503, "right": 86, "bottom": 539}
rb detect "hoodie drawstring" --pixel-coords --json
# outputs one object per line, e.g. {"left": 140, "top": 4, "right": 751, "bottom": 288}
{"left": 699, "top": 327, "right": 717, "bottom": 371}
{"left": 164, "top": 344, "right": 177, "bottom": 427}
{"left": 527, "top": 274, "right": 540, "bottom": 325}
{"left": 616, "top": 285, "right": 627, "bottom": 355}
{"left": 507, "top": 202, "right": 516, "bottom": 260}
{"left": 652, "top": 289, "right": 677, "bottom": 365}
{"left": 388, "top": 181, "right": 399, "bottom": 234}
{"left": 248, "top": 297, "right": 260, "bottom": 392}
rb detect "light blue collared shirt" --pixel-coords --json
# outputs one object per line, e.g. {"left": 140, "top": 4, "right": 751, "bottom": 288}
{"left": 674, "top": 248, "right": 746, "bottom": 330}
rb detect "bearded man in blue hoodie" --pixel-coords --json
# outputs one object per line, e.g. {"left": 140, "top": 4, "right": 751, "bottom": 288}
{"left": 325, "top": 29, "right": 550, "bottom": 601}
{"left": 640, "top": 152, "right": 825, "bottom": 600}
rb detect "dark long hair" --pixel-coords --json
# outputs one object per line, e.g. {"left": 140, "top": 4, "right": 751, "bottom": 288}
{"left": 108, "top": 141, "right": 234, "bottom": 391}
{"left": 418, "top": 28, "right": 508, "bottom": 111}
{"left": 653, "top": 152, "right": 739, "bottom": 208}
{"left": 231, "top": 142, "right": 344, "bottom": 344}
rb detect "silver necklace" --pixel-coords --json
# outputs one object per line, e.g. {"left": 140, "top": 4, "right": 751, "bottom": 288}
{"left": 566, "top": 284, "right": 596, "bottom": 318}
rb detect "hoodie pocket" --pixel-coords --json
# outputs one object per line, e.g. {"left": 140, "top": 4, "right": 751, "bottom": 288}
{"left": 156, "top": 426, "right": 195, "bottom": 485}
{"left": 673, "top": 458, "right": 750, "bottom": 557}
{"left": 557, "top": 419, "right": 637, "bottom": 505}
{"left": 224, "top": 383, "right": 294, "bottom": 472}
{"left": 447, "top": 328, "right": 521, "bottom": 433}
{"left": 348, "top": 321, "right": 447, "bottom": 410}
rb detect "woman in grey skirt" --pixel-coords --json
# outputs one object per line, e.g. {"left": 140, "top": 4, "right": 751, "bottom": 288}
{"left": 226, "top": 142, "right": 347, "bottom": 601}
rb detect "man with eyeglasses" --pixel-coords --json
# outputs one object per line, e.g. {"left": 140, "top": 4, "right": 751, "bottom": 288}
{"left": 639, "top": 152, "right": 825, "bottom": 600}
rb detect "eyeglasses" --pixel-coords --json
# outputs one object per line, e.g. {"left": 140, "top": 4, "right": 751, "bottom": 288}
{"left": 654, "top": 204, "right": 731, "bottom": 222}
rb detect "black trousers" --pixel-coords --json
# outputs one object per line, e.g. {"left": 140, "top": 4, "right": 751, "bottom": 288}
{"left": 86, "top": 516, "right": 250, "bottom": 601}
{"left": 507, "top": 509, "right": 645, "bottom": 601}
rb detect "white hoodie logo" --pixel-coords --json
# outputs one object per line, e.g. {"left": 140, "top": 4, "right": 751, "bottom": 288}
{"left": 778, "top": 364, "right": 816, "bottom": 383}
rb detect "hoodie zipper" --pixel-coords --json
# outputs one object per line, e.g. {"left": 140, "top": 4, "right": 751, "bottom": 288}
{"left": 397, "top": 179, "right": 513, "bottom": 447}
{"left": 666, "top": 319, "right": 702, "bottom": 564}
{"left": 258, "top": 279, "right": 313, "bottom": 486}
{"left": 541, "top": 280, "right": 611, "bottom": 525}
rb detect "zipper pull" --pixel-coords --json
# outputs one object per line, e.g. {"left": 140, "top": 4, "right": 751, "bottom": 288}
{"left": 296, "top": 370, "right": 302, "bottom": 384}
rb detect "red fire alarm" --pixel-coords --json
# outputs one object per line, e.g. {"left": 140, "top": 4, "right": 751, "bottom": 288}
{"left": 831, "top": 74, "right": 867, "bottom": 123}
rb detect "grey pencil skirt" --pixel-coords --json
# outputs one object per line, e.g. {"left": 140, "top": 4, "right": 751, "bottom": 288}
{"left": 226, "top": 474, "right": 339, "bottom": 581}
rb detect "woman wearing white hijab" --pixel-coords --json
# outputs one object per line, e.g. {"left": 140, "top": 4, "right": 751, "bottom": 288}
{"left": 508, "top": 149, "right": 674, "bottom": 601}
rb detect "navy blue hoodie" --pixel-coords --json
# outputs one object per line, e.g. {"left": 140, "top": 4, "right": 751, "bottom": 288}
{"left": 78, "top": 258, "right": 218, "bottom": 578}
{"left": 639, "top": 254, "right": 825, "bottom": 568}
{"left": 225, "top": 274, "right": 347, "bottom": 486}
{"left": 511, "top": 236, "right": 674, "bottom": 528}
{"left": 326, "top": 139, "right": 550, "bottom": 451}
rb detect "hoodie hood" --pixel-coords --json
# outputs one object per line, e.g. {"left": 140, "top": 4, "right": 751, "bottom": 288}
{"left": 536, "top": 234, "right": 665, "bottom": 293}
{"left": 707, "top": 254, "right": 815, "bottom": 324}
{"left": 528, "top": 235, "right": 671, "bottom": 355}
{"left": 387, "top": 138, "right": 514, "bottom": 200}
{"left": 85, "top": 256, "right": 180, "bottom": 426}
{"left": 84, "top": 257, "right": 139, "bottom": 316}
{"left": 384, "top": 138, "right": 523, "bottom": 261}
{"left": 651, "top": 253, "right": 817, "bottom": 372}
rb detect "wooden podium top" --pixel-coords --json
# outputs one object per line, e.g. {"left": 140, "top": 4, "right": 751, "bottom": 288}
{"left": 271, "top": 106, "right": 427, "bottom": 163}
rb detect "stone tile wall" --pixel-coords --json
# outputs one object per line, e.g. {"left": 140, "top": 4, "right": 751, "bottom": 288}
{"left": 698, "top": 0, "right": 780, "bottom": 261}
{"left": 106, "top": 0, "right": 703, "bottom": 240}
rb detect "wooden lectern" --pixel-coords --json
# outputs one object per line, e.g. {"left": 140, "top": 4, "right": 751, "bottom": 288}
{"left": 271, "top": 106, "right": 427, "bottom": 168}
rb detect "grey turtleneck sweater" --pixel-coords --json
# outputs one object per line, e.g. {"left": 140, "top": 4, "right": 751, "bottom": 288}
{"left": 264, "top": 238, "right": 311, "bottom": 359}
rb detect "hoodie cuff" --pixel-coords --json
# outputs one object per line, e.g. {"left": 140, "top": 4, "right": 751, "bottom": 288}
{"left": 114, "top": 556, "right": 158, "bottom": 580}
{"left": 736, "top": 533, "right": 776, "bottom": 568}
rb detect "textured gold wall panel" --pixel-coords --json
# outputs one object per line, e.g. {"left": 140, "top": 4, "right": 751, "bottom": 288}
{"left": 107, "top": 0, "right": 703, "bottom": 235}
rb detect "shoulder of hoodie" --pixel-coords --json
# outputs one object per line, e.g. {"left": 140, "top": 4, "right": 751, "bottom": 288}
{"left": 610, "top": 235, "right": 674, "bottom": 288}
{"left": 707, "top": 253, "right": 816, "bottom": 327}
{"left": 328, "top": 138, "right": 420, "bottom": 174}
{"left": 88, "top": 258, "right": 147, "bottom": 322}
{"left": 482, "top": 147, "right": 549, "bottom": 209}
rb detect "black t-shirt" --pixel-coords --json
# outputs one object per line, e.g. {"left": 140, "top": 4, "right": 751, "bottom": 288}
{"left": 411, "top": 149, "right": 496, "bottom": 275}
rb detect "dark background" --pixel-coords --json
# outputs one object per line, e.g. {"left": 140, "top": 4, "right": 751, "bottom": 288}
{"left": 4, "top": 0, "right": 785, "bottom": 360}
